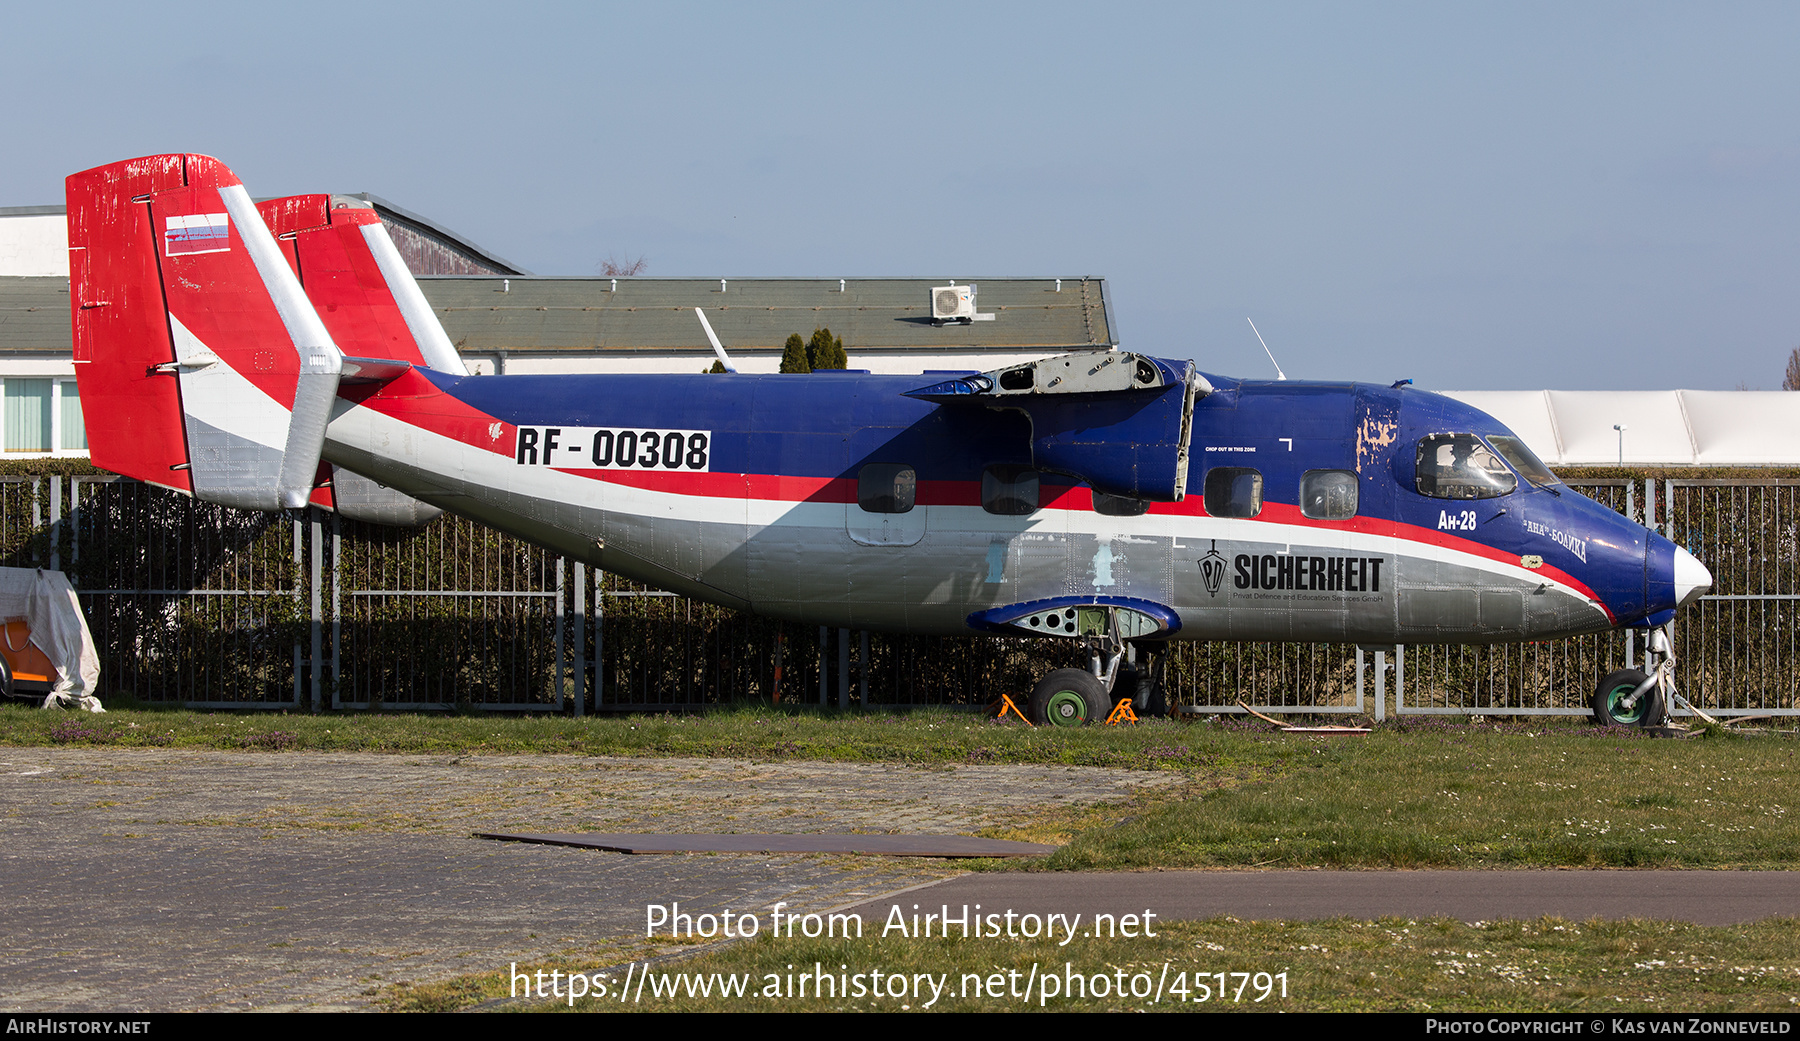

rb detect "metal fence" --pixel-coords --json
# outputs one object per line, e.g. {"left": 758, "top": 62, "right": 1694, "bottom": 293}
{"left": 0, "top": 473, "right": 1792, "bottom": 715}
{"left": 8, "top": 475, "right": 1081, "bottom": 711}
{"left": 1387, "top": 479, "right": 1800, "bottom": 718}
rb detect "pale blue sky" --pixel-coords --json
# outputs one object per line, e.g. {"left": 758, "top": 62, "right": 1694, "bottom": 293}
{"left": 7, "top": 2, "right": 1797, "bottom": 389}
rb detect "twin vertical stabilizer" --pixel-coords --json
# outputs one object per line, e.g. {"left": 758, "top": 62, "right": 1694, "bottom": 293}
{"left": 68, "top": 154, "right": 343, "bottom": 509}
{"left": 68, "top": 155, "right": 456, "bottom": 524}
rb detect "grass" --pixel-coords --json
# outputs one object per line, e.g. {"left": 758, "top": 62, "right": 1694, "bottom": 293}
{"left": 1036, "top": 718, "right": 1800, "bottom": 871}
{"left": 0, "top": 701, "right": 1298, "bottom": 771}
{"left": 390, "top": 917, "right": 1800, "bottom": 1013}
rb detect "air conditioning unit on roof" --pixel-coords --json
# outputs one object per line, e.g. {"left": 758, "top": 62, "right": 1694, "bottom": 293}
{"left": 931, "top": 283, "right": 976, "bottom": 324}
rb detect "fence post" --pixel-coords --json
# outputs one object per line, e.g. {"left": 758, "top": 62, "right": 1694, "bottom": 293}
{"left": 1373, "top": 650, "right": 1387, "bottom": 722}
{"left": 310, "top": 508, "right": 323, "bottom": 711}
{"left": 48, "top": 475, "right": 61, "bottom": 572}
{"left": 838, "top": 627, "right": 850, "bottom": 709}
{"left": 330, "top": 510, "right": 341, "bottom": 711}
{"left": 68, "top": 476, "right": 81, "bottom": 571}
{"left": 595, "top": 570, "right": 605, "bottom": 710}
{"left": 859, "top": 630, "right": 869, "bottom": 709}
{"left": 292, "top": 513, "right": 303, "bottom": 707}
{"left": 555, "top": 556, "right": 566, "bottom": 712}
{"left": 1618, "top": 481, "right": 1634, "bottom": 670}
{"left": 1355, "top": 646, "right": 1365, "bottom": 714}
{"left": 1395, "top": 644, "right": 1405, "bottom": 715}
{"left": 572, "top": 561, "right": 586, "bottom": 717}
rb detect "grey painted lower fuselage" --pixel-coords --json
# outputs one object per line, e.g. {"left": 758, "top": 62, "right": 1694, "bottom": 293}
{"left": 324, "top": 401, "right": 1612, "bottom": 645}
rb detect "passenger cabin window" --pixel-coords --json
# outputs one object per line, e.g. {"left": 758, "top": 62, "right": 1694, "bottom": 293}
{"left": 1487, "top": 435, "right": 1560, "bottom": 489}
{"left": 982, "top": 466, "right": 1039, "bottom": 516}
{"left": 1203, "top": 467, "right": 1263, "bottom": 518}
{"left": 1415, "top": 434, "right": 1517, "bottom": 500}
{"left": 1093, "top": 491, "right": 1149, "bottom": 517}
{"left": 1300, "top": 470, "right": 1358, "bottom": 520}
{"left": 857, "top": 463, "right": 916, "bottom": 514}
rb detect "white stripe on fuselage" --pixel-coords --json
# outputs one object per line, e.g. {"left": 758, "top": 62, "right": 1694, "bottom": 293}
{"left": 324, "top": 401, "right": 1598, "bottom": 610}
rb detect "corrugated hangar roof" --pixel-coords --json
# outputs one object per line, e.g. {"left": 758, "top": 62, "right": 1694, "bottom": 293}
{"left": 0, "top": 275, "right": 1116, "bottom": 358}
{"left": 417, "top": 277, "right": 1116, "bottom": 354}
{"left": 0, "top": 277, "right": 68, "bottom": 352}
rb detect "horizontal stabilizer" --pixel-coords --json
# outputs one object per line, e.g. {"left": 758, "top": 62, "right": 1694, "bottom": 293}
{"left": 339, "top": 356, "right": 414, "bottom": 385}
{"left": 329, "top": 467, "right": 443, "bottom": 526}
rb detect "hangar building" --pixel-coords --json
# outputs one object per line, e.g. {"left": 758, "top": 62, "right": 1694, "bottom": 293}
{"left": 0, "top": 202, "right": 1117, "bottom": 457}
{"left": 3, "top": 200, "right": 1794, "bottom": 468}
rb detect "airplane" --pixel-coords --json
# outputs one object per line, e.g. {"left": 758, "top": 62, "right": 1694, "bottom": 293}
{"left": 64, "top": 154, "right": 1714, "bottom": 727}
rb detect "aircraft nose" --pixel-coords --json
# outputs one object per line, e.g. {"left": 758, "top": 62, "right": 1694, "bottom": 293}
{"left": 1673, "top": 544, "right": 1712, "bottom": 609}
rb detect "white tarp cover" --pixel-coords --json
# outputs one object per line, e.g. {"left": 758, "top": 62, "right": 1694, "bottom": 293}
{"left": 0, "top": 568, "right": 102, "bottom": 711}
{"left": 1439, "top": 390, "right": 1800, "bottom": 467}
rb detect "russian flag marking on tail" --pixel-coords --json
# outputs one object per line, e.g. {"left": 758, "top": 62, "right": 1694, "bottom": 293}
{"left": 163, "top": 212, "right": 230, "bottom": 255}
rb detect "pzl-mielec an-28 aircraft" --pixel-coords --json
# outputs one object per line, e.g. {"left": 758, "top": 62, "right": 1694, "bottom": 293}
{"left": 67, "top": 154, "right": 1713, "bottom": 726}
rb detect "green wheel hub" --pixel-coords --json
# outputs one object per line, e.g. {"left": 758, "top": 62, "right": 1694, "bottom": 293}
{"left": 1603, "top": 682, "right": 1649, "bottom": 725}
{"left": 1044, "top": 689, "right": 1090, "bottom": 726}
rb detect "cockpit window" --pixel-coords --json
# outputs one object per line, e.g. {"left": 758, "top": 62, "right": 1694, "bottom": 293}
{"left": 1415, "top": 434, "right": 1517, "bottom": 500}
{"left": 1487, "top": 435, "right": 1560, "bottom": 489}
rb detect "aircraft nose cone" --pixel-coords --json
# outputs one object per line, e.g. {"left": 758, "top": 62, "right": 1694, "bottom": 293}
{"left": 1674, "top": 544, "right": 1712, "bottom": 609}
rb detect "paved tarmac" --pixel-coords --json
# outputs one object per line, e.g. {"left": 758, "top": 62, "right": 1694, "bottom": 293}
{"left": 0, "top": 748, "right": 1172, "bottom": 1012}
{"left": 3, "top": 748, "right": 1797, "bottom": 1013}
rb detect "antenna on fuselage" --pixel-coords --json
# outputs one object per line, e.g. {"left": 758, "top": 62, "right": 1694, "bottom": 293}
{"left": 1246, "top": 317, "right": 1287, "bottom": 381}
{"left": 694, "top": 308, "right": 738, "bottom": 373}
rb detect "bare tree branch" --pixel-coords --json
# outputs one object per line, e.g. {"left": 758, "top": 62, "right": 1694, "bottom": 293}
{"left": 598, "top": 254, "right": 648, "bottom": 277}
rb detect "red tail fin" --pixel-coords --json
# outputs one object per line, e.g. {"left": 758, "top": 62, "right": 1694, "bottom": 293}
{"left": 254, "top": 195, "right": 447, "bottom": 525}
{"left": 66, "top": 155, "right": 193, "bottom": 492}
{"left": 256, "top": 195, "right": 467, "bottom": 375}
{"left": 66, "top": 155, "right": 344, "bottom": 509}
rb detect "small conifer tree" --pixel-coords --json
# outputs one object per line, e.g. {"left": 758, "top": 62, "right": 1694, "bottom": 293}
{"left": 807, "top": 327, "right": 848, "bottom": 370}
{"left": 779, "top": 334, "right": 811, "bottom": 373}
{"left": 707, "top": 360, "right": 727, "bottom": 373}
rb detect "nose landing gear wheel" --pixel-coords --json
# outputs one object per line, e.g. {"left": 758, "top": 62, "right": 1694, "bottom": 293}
{"left": 1030, "top": 668, "right": 1110, "bottom": 727}
{"left": 1592, "top": 669, "right": 1664, "bottom": 727}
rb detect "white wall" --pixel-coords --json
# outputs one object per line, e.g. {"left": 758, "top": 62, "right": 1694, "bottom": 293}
{"left": 0, "top": 214, "right": 68, "bottom": 277}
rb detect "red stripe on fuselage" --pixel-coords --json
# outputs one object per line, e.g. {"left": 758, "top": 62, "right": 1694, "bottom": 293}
{"left": 549, "top": 465, "right": 1604, "bottom": 609}
{"left": 356, "top": 389, "right": 1608, "bottom": 615}
{"left": 346, "top": 368, "right": 512, "bottom": 450}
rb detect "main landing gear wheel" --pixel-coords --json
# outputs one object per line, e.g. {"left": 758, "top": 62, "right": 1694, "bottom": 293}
{"left": 1592, "top": 669, "right": 1664, "bottom": 728}
{"left": 1030, "top": 668, "right": 1110, "bottom": 727}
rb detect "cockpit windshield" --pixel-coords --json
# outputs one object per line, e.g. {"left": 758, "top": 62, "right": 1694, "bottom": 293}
{"left": 1487, "top": 435, "right": 1560, "bottom": 489}
{"left": 1415, "top": 433, "right": 1517, "bottom": 500}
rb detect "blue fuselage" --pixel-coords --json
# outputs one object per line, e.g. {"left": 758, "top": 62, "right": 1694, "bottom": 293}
{"left": 324, "top": 363, "right": 1692, "bottom": 642}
